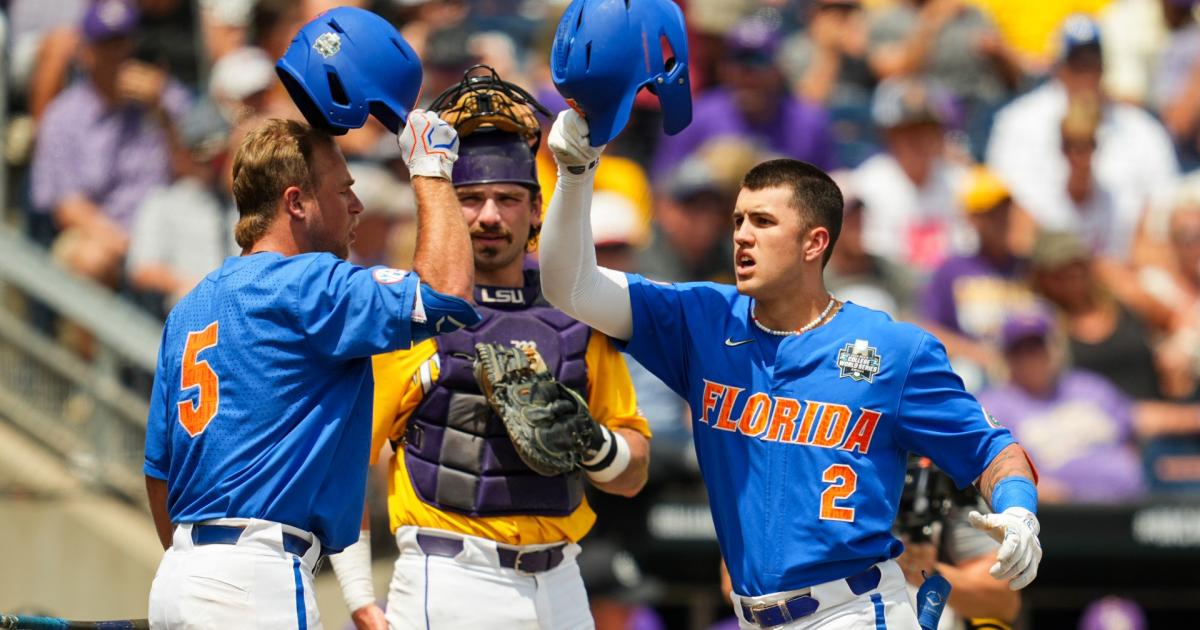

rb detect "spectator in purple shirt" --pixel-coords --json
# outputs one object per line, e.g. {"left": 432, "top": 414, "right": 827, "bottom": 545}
{"left": 30, "top": 0, "right": 191, "bottom": 287}
{"left": 650, "top": 16, "right": 837, "bottom": 180}
{"left": 978, "top": 309, "right": 1200, "bottom": 503}
{"left": 921, "top": 167, "right": 1036, "bottom": 386}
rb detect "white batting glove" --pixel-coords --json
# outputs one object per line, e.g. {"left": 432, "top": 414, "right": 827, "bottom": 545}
{"left": 549, "top": 109, "right": 604, "bottom": 176}
{"left": 968, "top": 507, "right": 1042, "bottom": 590}
{"left": 398, "top": 109, "right": 459, "bottom": 180}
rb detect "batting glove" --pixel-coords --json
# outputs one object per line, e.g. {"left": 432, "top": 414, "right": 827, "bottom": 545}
{"left": 968, "top": 507, "right": 1042, "bottom": 590}
{"left": 398, "top": 109, "right": 459, "bottom": 180}
{"left": 549, "top": 109, "right": 604, "bottom": 176}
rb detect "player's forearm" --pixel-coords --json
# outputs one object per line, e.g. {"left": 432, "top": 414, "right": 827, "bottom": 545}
{"left": 145, "top": 476, "right": 173, "bottom": 550}
{"left": 588, "top": 428, "right": 649, "bottom": 497}
{"left": 1133, "top": 401, "right": 1200, "bottom": 437}
{"left": 977, "top": 444, "right": 1037, "bottom": 510}
{"left": 937, "top": 554, "right": 1021, "bottom": 621}
{"left": 411, "top": 176, "right": 473, "bottom": 300}
{"left": 330, "top": 502, "right": 376, "bottom": 614}
{"left": 539, "top": 170, "right": 634, "bottom": 340}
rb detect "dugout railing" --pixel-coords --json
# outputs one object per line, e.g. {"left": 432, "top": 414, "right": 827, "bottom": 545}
{"left": 0, "top": 222, "right": 160, "bottom": 508}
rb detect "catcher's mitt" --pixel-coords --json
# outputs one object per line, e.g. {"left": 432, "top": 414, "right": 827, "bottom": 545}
{"left": 430, "top": 64, "right": 551, "bottom": 148}
{"left": 473, "top": 342, "right": 603, "bottom": 476}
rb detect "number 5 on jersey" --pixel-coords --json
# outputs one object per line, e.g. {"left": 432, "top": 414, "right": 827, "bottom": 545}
{"left": 179, "top": 321, "right": 220, "bottom": 437}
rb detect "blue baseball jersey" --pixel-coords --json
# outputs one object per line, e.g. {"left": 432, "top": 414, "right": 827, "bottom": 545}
{"left": 144, "top": 252, "right": 428, "bottom": 552}
{"left": 619, "top": 275, "right": 1015, "bottom": 597}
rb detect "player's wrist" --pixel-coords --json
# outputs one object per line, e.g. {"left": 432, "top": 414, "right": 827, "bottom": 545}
{"left": 991, "top": 476, "right": 1038, "bottom": 516}
{"left": 329, "top": 530, "right": 376, "bottom": 612}
{"left": 555, "top": 157, "right": 600, "bottom": 182}
{"left": 581, "top": 425, "right": 630, "bottom": 483}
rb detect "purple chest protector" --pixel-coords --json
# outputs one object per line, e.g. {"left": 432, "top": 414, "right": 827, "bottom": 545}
{"left": 403, "top": 269, "right": 592, "bottom": 517}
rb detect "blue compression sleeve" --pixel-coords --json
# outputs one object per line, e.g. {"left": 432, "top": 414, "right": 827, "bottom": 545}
{"left": 411, "top": 284, "right": 482, "bottom": 342}
{"left": 991, "top": 477, "right": 1038, "bottom": 515}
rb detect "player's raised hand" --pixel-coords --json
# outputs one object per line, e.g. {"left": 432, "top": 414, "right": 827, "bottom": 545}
{"left": 968, "top": 507, "right": 1042, "bottom": 590}
{"left": 398, "top": 109, "right": 459, "bottom": 180}
{"left": 549, "top": 109, "right": 604, "bottom": 174}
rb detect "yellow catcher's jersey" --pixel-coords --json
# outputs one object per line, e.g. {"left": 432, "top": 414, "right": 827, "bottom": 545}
{"left": 370, "top": 334, "right": 650, "bottom": 545}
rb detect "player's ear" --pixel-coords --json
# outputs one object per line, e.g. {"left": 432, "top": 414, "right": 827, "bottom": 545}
{"left": 283, "top": 186, "right": 307, "bottom": 219}
{"left": 530, "top": 192, "right": 544, "bottom": 229}
{"left": 803, "top": 226, "right": 830, "bottom": 263}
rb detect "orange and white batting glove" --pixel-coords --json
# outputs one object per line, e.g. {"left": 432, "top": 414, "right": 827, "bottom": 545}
{"left": 549, "top": 109, "right": 604, "bottom": 176}
{"left": 398, "top": 109, "right": 459, "bottom": 180}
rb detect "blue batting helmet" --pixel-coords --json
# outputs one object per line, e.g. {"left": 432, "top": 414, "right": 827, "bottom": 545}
{"left": 551, "top": 0, "right": 692, "bottom": 147}
{"left": 276, "top": 7, "right": 421, "bottom": 135}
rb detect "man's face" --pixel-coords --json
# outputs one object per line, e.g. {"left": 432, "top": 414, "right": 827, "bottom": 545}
{"left": 457, "top": 183, "right": 538, "bottom": 273}
{"left": 1006, "top": 336, "right": 1058, "bottom": 397}
{"left": 657, "top": 190, "right": 729, "bottom": 262}
{"left": 1058, "top": 48, "right": 1104, "bottom": 98}
{"left": 84, "top": 36, "right": 134, "bottom": 93}
{"left": 1034, "top": 259, "right": 1091, "bottom": 307}
{"left": 301, "top": 143, "right": 362, "bottom": 259}
{"left": 720, "top": 58, "right": 782, "bottom": 122}
{"left": 732, "top": 186, "right": 820, "bottom": 298}
{"left": 884, "top": 122, "right": 944, "bottom": 183}
{"left": 968, "top": 201, "right": 1012, "bottom": 257}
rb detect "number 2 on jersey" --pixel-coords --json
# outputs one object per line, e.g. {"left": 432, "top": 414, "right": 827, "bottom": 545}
{"left": 820, "top": 464, "right": 857, "bottom": 522}
{"left": 179, "top": 322, "right": 220, "bottom": 437}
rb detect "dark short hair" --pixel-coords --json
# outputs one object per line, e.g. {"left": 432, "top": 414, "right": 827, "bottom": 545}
{"left": 740, "top": 159, "right": 843, "bottom": 265}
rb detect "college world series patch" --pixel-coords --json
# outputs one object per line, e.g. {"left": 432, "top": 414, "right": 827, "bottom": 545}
{"left": 836, "top": 339, "right": 881, "bottom": 383}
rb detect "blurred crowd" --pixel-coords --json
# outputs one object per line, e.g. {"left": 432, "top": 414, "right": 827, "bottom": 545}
{"left": 4, "top": 0, "right": 1200, "bottom": 526}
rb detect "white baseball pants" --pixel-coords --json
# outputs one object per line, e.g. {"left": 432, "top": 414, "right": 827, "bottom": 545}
{"left": 384, "top": 526, "right": 593, "bottom": 630}
{"left": 731, "top": 560, "right": 921, "bottom": 629}
{"left": 148, "top": 520, "right": 324, "bottom": 630}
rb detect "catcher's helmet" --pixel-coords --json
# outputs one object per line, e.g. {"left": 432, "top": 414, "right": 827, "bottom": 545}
{"left": 431, "top": 65, "right": 549, "bottom": 190}
{"left": 276, "top": 7, "right": 421, "bottom": 135}
{"left": 453, "top": 131, "right": 540, "bottom": 190}
{"left": 550, "top": 0, "right": 692, "bottom": 147}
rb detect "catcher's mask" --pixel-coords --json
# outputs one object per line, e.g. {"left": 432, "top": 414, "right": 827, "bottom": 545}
{"left": 431, "top": 65, "right": 549, "bottom": 191}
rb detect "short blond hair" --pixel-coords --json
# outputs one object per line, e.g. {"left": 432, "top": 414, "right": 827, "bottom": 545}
{"left": 231, "top": 118, "right": 336, "bottom": 249}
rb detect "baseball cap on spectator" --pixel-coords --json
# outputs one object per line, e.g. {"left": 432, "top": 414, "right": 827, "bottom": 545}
{"left": 664, "top": 155, "right": 723, "bottom": 201}
{"left": 180, "top": 101, "right": 230, "bottom": 161}
{"left": 1000, "top": 308, "right": 1055, "bottom": 352}
{"left": 959, "top": 167, "right": 1011, "bottom": 215}
{"left": 210, "top": 47, "right": 275, "bottom": 103}
{"left": 82, "top": 0, "right": 139, "bottom": 42}
{"left": 1031, "top": 230, "right": 1091, "bottom": 269}
{"left": 829, "top": 169, "right": 864, "bottom": 213}
{"left": 591, "top": 191, "right": 645, "bottom": 248}
{"left": 1077, "top": 596, "right": 1147, "bottom": 630}
{"left": 725, "top": 16, "right": 782, "bottom": 67}
{"left": 1057, "top": 14, "right": 1103, "bottom": 64}
{"left": 349, "top": 163, "right": 416, "bottom": 221}
{"left": 871, "top": 78, "right": 954, "bottom": 130}
{"left": 200, "top": 0, "right": 254, "bottom": 28}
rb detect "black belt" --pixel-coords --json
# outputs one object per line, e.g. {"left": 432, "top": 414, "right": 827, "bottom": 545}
{"left": 192, "top": 524, "right": 313, "bottom": 558}
{"left": 740, "top": 565, "right": 882, "bottom": 628}
{"left": 416, "top": 533, "right": 566, "bottom": 574}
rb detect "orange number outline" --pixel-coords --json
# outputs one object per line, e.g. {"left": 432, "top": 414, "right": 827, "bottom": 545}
{"left": 820, "top": 464, "right": 857, "bottom": 522}
{"left": 178, "top": 321, "right": 220, "bottom": 437}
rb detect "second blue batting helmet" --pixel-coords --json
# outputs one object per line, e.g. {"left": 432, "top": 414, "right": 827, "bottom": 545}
{"left": 550, "top": 0, "right": 692, "bottom": 147}
{"left": 276, "top": 7, "right": 421, "bottom": 135}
